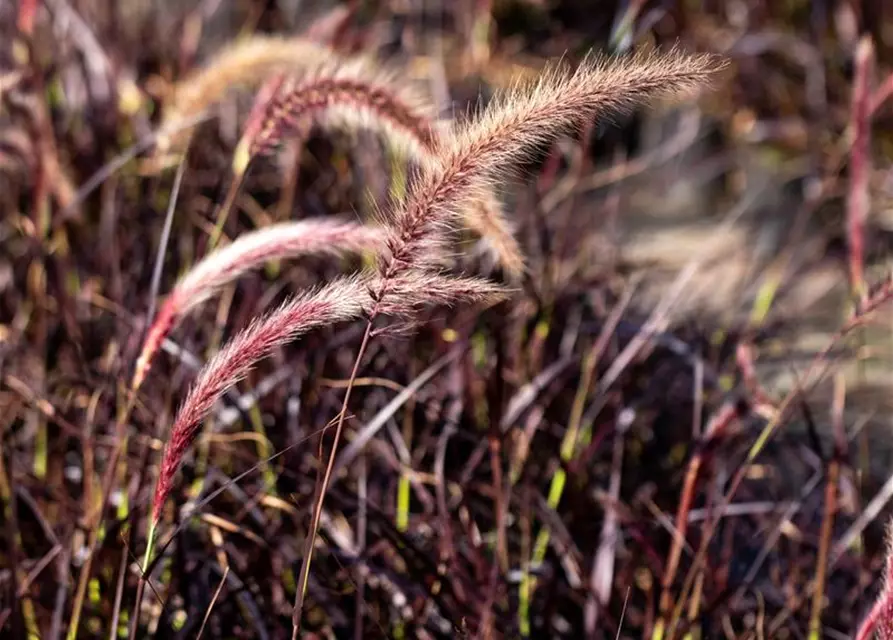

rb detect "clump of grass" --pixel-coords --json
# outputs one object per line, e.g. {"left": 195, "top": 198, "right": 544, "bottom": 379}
{"left": 141, "top": 46, "right": 721, "bottom": 634}
{"left": 132, "top": 218, "right": 385, "bottom": 391}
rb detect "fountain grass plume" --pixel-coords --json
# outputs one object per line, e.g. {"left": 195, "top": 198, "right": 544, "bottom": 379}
{"left": 132, "top": 218, "right": 385, "bottom": 391}
{"left": 150, "top": 276, "right": 371, "bottom": 523}
{"left": 370, "top": 47, "right": 722, "bottom": 314}
{"left": 232, "top": 60, "right": 526, "bottom": 278}
{"left": 149, "top": 270, "right": 505, "bottom": 524}
{"left": 233, "top": 56, "right": 439, "bottom": 172}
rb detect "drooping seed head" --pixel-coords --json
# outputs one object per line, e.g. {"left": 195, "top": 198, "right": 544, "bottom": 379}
{"left": 132, "top": 219, "right": 385, "bottom": 391}
{"left": 151, "top": 276, "right": 373, "bottom": 522}
{"left": 234, "top": 56, "right": 526, "bottom": 279}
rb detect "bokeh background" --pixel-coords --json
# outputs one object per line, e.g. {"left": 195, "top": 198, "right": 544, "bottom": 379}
{"left": 2, "top": 0, "right": 893, "bottom": 638}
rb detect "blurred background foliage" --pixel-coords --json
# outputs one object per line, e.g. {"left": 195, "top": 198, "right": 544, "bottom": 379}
{"left": 2, "top": 0, "right": 893, "bottom": 638}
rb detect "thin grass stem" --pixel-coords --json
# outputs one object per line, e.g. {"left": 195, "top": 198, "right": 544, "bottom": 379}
{"left": 292, "top": 320, "right": 373, "bottom": 634}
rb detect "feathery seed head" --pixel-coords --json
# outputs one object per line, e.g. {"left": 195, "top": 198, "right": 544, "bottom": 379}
{"left": 239, "top": 57, "right": 439, "bottom": 163}
{"left": 158, "top": 36, "right": 333, "bottom": 152}
{"left": 368, "top": 271, "right": 509, "bottom": 320}
{"left": 233, "top": 73, "right": 288, "bottom": 177}
{"left": 232, "top": 54, "right": 525, "bottom": 278}
{"left": 132, "top": 297, "right": 179, "bottom": 392}
{"left": 151, "top": 276, "right": 372, "bottom": 523}
{"left": 132, "top": 219, "right": 384, "bottom": 392}
{"left": 371, "top": 48, "right": 721, "bottom": 311}
{"left": 174, "top": 219, "right": 385, "bottom": 314}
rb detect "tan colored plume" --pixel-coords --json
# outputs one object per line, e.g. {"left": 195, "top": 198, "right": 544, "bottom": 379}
{"left": 157, "top": 36, "right": 334, "bottom": 153}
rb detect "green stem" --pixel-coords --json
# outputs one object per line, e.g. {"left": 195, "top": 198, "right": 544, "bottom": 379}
{"left": 142, "top": 520, "right": 157, "bottom": 576}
